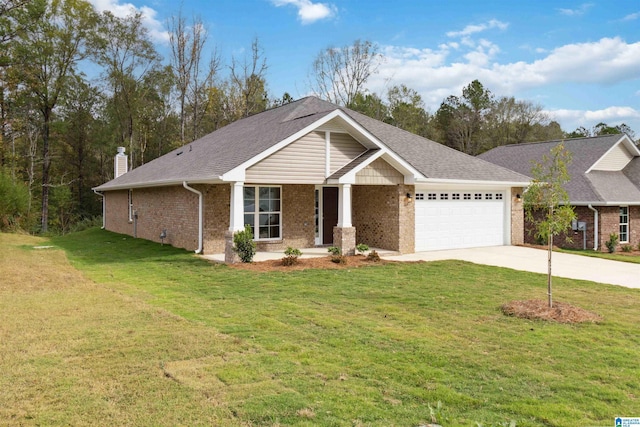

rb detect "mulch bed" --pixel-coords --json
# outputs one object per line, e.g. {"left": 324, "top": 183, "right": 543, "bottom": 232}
{"left": 501, "top": 299, "right": 602, "bottom": 324}
{"left": 227, "top": 255, "right": 389, "bottom": 272}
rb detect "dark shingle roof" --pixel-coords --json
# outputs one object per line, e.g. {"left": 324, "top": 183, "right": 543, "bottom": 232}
{"left": 96, "top": 96, "right": 529, "bottom": 191}
{"left": 479, "top": 135, "right": 640, "bottom": 204}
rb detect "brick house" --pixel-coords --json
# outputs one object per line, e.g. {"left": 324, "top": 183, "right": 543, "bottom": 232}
{"left": 479, "top": 134, "right": 640, "bottom": 251}
{"left": 94, "top": 97, "right": 530, "bottom": 262}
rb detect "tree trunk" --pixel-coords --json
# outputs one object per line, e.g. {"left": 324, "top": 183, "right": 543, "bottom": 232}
{"left": 547, "top": 222, "right": 553, "bottom": 308}
{"left": 40, "top": 109, "right": 51, "bottom": 233}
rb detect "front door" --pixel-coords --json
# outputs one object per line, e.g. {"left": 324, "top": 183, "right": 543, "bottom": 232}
{"left": 322, "top": 187, "right": 339, "bottom": 245}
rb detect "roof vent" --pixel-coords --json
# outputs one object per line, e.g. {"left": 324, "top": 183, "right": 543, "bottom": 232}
{"left": 114, "top": 147, "right": 128, "bottom": 178}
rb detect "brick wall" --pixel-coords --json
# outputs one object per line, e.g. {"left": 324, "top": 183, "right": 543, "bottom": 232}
{"left": 352, "top": 184, "right": 415, "bottom": 253}
{"left": 598, "top": 206, "right": 639, "bottom": 251}
{"left": 524, "top": 205, "right": 640, "bottom": 251}
{"left": 104, "top": 186, "right": 199, "bottom": 251}
{"left": 254, "top": 184, "right": 315, "bottom": 252}
{"left": 201, "top": 184, "right": 230, "bottom": 254}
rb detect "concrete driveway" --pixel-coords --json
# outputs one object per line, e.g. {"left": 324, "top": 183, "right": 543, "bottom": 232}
{"left": 383, "top": 246, "right": 640, "bottom": 289}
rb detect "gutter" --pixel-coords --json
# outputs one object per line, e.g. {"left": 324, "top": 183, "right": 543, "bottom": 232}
{"left": 92, "top": 189, "right": 105, "bottom": 229}
{"left": 587, "top": 204, "right": 598, "bottom": 251}
{"left": 183, "top": 182, "right": 203, "bottom": 254}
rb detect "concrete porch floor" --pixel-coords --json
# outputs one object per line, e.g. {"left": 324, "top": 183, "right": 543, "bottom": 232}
{"left": 201, "top": 247, "right": 400, "bottom": 263}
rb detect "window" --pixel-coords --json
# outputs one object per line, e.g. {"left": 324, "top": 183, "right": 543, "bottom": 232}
{"left": 128, "top": 189, "right": 133, "bottom": 222}
{"left": 244, "top": 186, "right": 281, "bottom": 240}
{"left": 620, "top": 206, "right": 629, "bottom": 243}
{"left": 427, "top": 193, "right": 437, "bottom": 200}
{"left": 463, "top": 193, "right": 471, "bottom": 200}
{"left": 485, "top": 193, "right": 493, "bottom": 200}
{"left": 415, "top": 193, "right": 425, "bottom": 200}
{"left": 452, "top": 193, "right": 460, "bottom": 200}
{"left": 440, "top": 193, "right": 449, "bottom": 200}
{"left": 496, "top": 193, "right": 503, "bottom": 200}
{"left": 475, "top": 193, "right": 482, "bottom": 200}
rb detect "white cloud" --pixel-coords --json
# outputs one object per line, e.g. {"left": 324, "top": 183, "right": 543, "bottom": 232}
{"left": 622, "top": 11, "right": 640, "bottom": 21}
{"left": 88, "top": 0, "right": 169, "bottom": 43}
{"left": 368, "top": 37, "right": 640, "bottom": 106}
{"left": 557, "top": 2, "right": 594, "bottom": 16}
{"left": 446, "top": 19, "right": 508, "bottom": 38}
{"left": 271, "top": 0, "right": 337, "bottom": 24}
{"left": 546, "top": 106, "right": 640, "bottom": 129}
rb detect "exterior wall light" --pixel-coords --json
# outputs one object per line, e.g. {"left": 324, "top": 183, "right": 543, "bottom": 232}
{"left": 516, "top": 193, "right": 522, "bottom": 202}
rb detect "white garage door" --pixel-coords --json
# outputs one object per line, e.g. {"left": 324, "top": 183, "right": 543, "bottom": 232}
{"left": 415, "top": 190, "right": 506, "bottom": 251}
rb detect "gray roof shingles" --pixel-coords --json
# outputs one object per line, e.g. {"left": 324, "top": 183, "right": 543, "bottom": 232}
{"left": 96, "top": 96, "right": 529, "bottom": 191}
{"left": 479, "top": 135, "right": 640, "bottom": 204}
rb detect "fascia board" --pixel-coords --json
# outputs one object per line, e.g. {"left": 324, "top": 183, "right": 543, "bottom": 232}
{"left": 586, "top": 136, "right": 640, "bottom": 174}
{"left": 221, "top": 110, "right": 344, "bottom": 182}
{"left": 414, "top": 178, "right": 530, "bottom": 187}
{"left": 335, "top": 112, "right": 426, "bottom": 180}
{"left": 338, "top": 150, "right": 385, "bottom": 183}
{"left": 93, "top": 177, "right": 223, "bottom": 191}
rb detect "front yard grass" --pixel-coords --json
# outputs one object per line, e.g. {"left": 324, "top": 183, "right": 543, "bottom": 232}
{"left": 558, "top": 247, "right": 640, "bottom": 264}
{"left": 2, "top": 228, "right": 639, "bottom": 426}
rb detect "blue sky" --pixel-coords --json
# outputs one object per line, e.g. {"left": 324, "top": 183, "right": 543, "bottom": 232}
{"left": 89, "top": 0, "right": 640, "bottom": 136}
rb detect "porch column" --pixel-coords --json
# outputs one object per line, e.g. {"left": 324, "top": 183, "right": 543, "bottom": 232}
{"left": 225, "top": 181, "right": 244, "bottom": 263}
{"left": 334, "top": 184, "right": 356, "bottom": 255}
{"left": 337, "top": 184, "right": 352, "bottom": 227}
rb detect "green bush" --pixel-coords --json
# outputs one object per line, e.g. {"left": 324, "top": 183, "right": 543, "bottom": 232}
{"left": 282, "top": 247, "right": 302, "bottom": 266}
{"left": 327, "top": 246, "right": 345, "bottom": 264}
{"left": 356, "top": 243, "right": 369, "bottom": 255}
{"left": 605, "top": 233, "right": 618, "bottom": 253}
{"left": 0, "top": 169, "right": 30, "bottom": 231}
{"left": 622, "top": 245, "right": 633, "bottom": 253}
{"left": 233, "top": 225, "right": 256, "bottom": 263}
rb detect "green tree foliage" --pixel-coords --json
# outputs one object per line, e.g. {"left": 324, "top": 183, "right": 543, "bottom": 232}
{"left": 347, "top": 91, "right": 388, "bottom": 121}
{"left": 385, "top": 84, "right": 431, "bottom": 137}
{"left": 0, "top": 167, "right": 29, "bottom": 230}
{"left": 523, "top": 143, "right": 576, "bottom": 308}
{"left": 9, "top": 0, "right": 97, "bottom": 232}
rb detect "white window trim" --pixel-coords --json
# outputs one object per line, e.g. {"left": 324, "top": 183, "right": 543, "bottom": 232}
{"left": 620, "top": 206, "right": 629, "bottom": 243}
{"left": 244, "top": 185, "right": 282, "bottom": 241}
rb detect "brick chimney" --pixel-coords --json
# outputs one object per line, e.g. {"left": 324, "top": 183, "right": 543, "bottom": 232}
{"left": 114, "top": 147, "right": 128, "bottom": 178}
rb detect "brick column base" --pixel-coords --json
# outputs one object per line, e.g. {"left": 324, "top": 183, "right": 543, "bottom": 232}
{"left": 333, "top": 226, "right": 356, "bottom": 256}
{"left": 224, "top": 230, "right": 240, "bottom": 264}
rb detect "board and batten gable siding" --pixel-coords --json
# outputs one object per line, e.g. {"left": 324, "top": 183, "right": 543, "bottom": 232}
{"left": 591, "top": 143, "right": 634, "bottom": 171}
{"left": 356, "top": 157, "right": 404, "bottom": 185}
{"left": 329, "top": 133, "right": 367, "bottom": 175}
{"left": 246, "top": 131, "right": 326, "bottom": 183}
{"left": 246, "top": 130, "right": 368, "bottom": 183}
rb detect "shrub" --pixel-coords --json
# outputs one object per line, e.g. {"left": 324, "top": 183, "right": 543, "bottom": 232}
{"left": 0, "top": 169, "right": 30, "bottom": 231}
{"left": 282, "top": 247, "right": 302, "bottom": 266}
{"left": 355, "top": 243, "right": 369, "bottom": 255}
{"left": 605, "top": 233, "right": 618, "bottom": 253}
{"left": 327, "top": 246, "right": 345, "bottom": 264}
{"left": 233, "top": 225, "right": 256, "bottom": 263}
{"left": 622, "top": 244, "right": 633, "bottom": 253}
{"left": 366, "top": 249, "right": 380, "bottom": 262}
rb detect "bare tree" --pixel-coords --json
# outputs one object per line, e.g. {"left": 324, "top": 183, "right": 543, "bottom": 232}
{"left": 168, "top": 12, "right": 218, "bottom": 143}
{"left": 229, "top": 37, "right": 268, "bottom": 118}
{"left": 310, "top": 39, "right": 381, "bottom": 106}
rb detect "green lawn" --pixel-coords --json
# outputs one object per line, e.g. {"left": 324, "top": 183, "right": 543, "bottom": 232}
{"left": 558, "top": 247, "right": 640, "bottom": 264}
{"left": 2, "top": 229, "right": 639, "bottom": 426}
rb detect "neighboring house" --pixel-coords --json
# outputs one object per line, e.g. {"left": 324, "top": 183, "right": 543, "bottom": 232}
{"left": 479, "top": 134, "right": 640, "bottom": 251}
{"left": 94, "top": 96, "right": 530, "bottom": 262}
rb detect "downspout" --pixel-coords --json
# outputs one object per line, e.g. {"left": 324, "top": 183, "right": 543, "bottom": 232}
{"left": 183, "top": 182, "right": 203, "bottom": 254}
{"left": 588, "top": 204, "right": 598, "bottom": 251}
{"left": 93, "top": 189, "right": 105, "bottom": 229}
